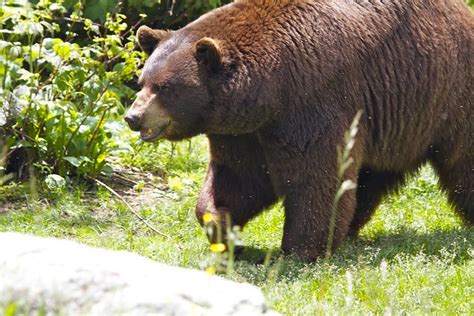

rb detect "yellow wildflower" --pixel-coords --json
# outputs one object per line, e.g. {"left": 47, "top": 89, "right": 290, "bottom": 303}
{"left": 206, "top": 266, "right": 216, "bottom": 275}
{"left": 202, "top": 213, "right": 215, "bottom": 224}
{"left": 210, "top": 243, "right": 226, "bottom": 253}
{"left": 168, "top": 177, "right": 183, "bottom": 190}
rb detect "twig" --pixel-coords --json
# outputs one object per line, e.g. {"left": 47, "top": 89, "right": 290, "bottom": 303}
{"left": 92, "top": 177, "right": 175, "bottom": 241}
{"left": 119, "top": 18, "right": 143, "bottom": 40}
{"left": 169, "top": 0, "right": 177, "bottom": 15}
{"left": 61, "top": 17, "right": 104, "bottom": 29}
{"left": 111, "top": 173, "right": 138, "bottom": 186}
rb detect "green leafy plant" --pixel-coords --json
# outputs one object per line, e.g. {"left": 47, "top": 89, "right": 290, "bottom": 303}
{"left": 61, "top": 0, "right": 231, "bottom": 29}
{"left": 0, "top": 0, "right": 144, "bottom": 179}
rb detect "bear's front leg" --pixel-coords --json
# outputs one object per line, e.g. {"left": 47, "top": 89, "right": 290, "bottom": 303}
{"left": 196, "top": 134, "right": 277, "bottom": 244}
{"left": 281, "top": 176, "right": 358, "bottom": 261}
{"left": 262, "top": 122, "right": 363, "bottom": 261}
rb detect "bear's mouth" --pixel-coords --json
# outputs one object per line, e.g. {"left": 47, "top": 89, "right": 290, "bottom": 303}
{"left": 140, "top": 123, "right": 170, "bottom": 142}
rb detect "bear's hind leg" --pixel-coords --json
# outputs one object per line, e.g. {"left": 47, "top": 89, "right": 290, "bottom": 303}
{"left": 432, "top": 154, "right": 474, "bottom": 225}
{"left": 348, "top": 168, "right": 406, "bottom": 236}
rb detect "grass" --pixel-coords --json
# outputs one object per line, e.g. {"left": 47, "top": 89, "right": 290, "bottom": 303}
{"left": 0, "top": 134, "right": 473, "bottom": 314}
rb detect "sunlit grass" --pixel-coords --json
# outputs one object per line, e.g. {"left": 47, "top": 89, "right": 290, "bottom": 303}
{"left": 0, "top": 137, "right": 472, "bottom": 314}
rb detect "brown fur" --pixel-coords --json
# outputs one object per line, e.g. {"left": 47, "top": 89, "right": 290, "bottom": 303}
{"left": 126, "top": 0, "right": 473, "bottom": 260}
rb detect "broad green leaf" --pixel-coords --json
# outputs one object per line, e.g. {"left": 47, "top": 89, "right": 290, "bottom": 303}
{"left": 53, "top": 42, "right": 71, "bottom": 60}
{"left": 63, "top": 156, "right": 80, "bottom": 167}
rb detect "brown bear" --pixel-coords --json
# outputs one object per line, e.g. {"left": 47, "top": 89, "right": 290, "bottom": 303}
{"left": 125, "top": 0, "right": 473, "bottom": 261}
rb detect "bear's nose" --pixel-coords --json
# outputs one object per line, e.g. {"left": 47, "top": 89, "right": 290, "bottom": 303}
{"left": 124, "top": 112, "right": 141, "bottom": 131}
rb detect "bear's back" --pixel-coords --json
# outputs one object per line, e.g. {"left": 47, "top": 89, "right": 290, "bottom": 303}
{"left": 185, "top": 0, "right": 472, "bottom": 171}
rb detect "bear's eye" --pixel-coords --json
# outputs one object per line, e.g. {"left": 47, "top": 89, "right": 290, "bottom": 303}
{"left": 160, "top": 85, "right": 170, "bottom": 93}
{"left": 154, "top": 84, "right": 170, "bottom": 95}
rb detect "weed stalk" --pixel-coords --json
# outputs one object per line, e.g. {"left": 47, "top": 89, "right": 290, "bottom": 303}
{"left": 326, "top": 110, "right": 362, "bottom": 258}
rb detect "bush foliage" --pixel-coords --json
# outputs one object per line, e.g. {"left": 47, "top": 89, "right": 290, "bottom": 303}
{"left": 61, "top": 0, "right": 232, "bottom": 29}
{"left": 0, "top": 0, "right": 143, "bottom": 180}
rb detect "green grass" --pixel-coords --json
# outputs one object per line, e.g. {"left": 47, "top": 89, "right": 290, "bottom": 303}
{"left": 1, "top": 135, "right": 473, "bottom": 314}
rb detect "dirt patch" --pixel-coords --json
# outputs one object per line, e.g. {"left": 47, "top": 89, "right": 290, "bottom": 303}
{"left": 0, "top": 182, "right": 32, "bottom": 214}
{"left": 97, "top": 166, "right": 172, "bottom": 209}
{"left": 0, "top": 166, "right": 172, "bottom": 214}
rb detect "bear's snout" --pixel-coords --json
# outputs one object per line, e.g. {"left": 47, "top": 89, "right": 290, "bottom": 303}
{"left": 124, "top": 111, "right": 142, "bottom": 131}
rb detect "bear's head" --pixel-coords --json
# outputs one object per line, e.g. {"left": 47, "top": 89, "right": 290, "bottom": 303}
{"left": 125, "top": 25, "right": 229, "bottom": 142}
{"left": 125, "top": 9, "right": 280, "bottom": 142}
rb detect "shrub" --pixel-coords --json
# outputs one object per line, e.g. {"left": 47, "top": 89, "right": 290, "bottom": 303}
{"left": 61, "top": 0, "right": 232, "bottom": 29}
{"left": 0, "top": 0, "right": 143, "bottom": 180}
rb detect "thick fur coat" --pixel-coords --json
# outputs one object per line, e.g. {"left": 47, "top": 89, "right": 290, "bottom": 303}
{"left": 126, "top": 0, "right": 473, "bottom": 260}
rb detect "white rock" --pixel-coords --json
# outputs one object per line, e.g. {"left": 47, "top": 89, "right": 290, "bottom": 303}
{"left": 0, "top": 233, "right": 277, "bottom": 315}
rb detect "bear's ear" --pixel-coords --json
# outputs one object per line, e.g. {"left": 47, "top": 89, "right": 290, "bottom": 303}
{"left": 137, "top": 25, "right": 168, "bottom": 55}
{"left": 195, "top": 37, "right": 223, "bottom": 72}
